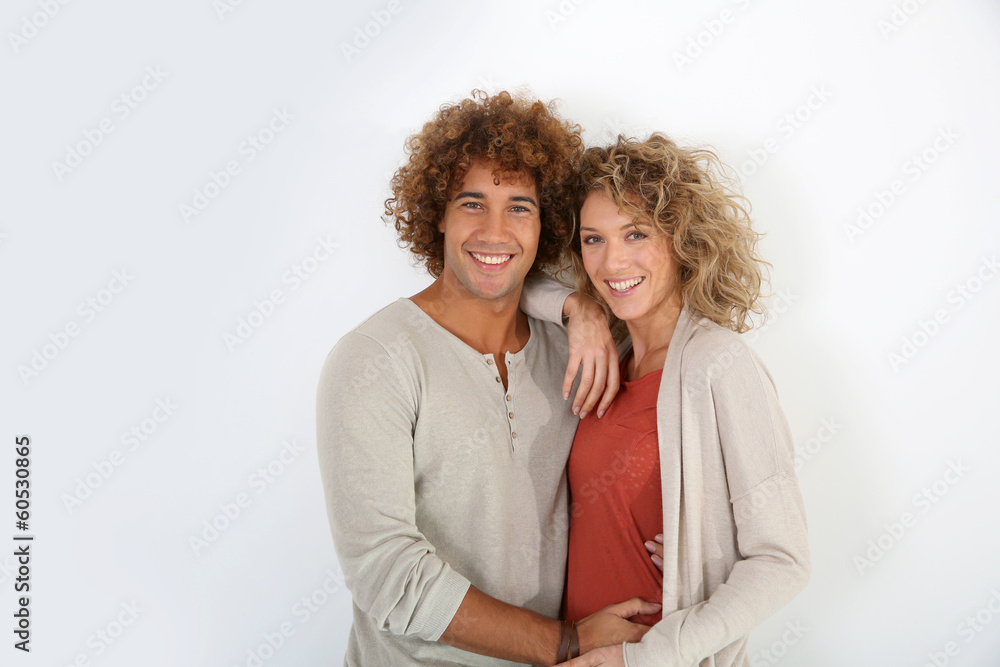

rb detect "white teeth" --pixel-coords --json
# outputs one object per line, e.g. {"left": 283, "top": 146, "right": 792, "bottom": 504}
{"left": 608, "top": 277, "right": 644, "bottom": 292}
{"left": 471, "top": 252, "right": 512, "bottom": 265}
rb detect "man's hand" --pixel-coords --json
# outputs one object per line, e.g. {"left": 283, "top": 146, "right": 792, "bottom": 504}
{"left": 575, "top": 598, "right": 659, "bottom": 654}
{"left": 562, "top": 293, "right": 619, "bottom": 418}
{"left": 556, "top": 644, "right": 626, "bottom": 667}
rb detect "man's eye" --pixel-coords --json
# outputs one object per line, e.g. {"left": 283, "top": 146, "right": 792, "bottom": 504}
{"left": 460, "top": 201, "right": 483, "bottom": 209}
{"left": 511, "top": 205, "right": 530, "bottom": 213}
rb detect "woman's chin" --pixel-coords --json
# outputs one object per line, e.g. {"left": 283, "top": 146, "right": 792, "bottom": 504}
{"left": 607, "top": 303, "right": 639, "bottom": 323}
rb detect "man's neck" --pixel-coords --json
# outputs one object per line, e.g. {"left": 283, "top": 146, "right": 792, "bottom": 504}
{"left": 409, "top": 278, "right": 530, "bottom": 357}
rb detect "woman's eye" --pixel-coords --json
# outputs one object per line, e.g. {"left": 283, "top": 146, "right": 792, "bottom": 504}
{"left": 582, "top": 235, "right": 601, "bottom": 245}
{"left": 627, "top": 231, "right": 647, "bottom": 240}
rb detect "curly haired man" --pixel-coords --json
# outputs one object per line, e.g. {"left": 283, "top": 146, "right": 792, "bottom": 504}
{"left": 316, "top": 90, "right": 656, "bottom": 666}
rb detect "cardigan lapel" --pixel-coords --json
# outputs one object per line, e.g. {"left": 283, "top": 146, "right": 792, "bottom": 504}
{"left": 655, "top": 307, "right": 707, "bottom": 609}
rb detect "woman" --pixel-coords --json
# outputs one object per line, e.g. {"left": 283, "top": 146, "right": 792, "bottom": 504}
{"left": 524, "top": 133, "right": 810, "bottom": 666}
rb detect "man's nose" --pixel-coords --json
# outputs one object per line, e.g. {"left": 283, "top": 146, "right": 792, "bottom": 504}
{"left": 479, "top": 209, "right": 508, "bottom": 242}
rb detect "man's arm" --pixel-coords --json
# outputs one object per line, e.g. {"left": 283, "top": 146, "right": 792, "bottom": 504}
{"left": 442, "top": 586, "right": 659, "bottom": 665}
{"left": 318, "top": 330, "right": 655, "bottom": 665}
{"left": 317, "top": 331, "right": 471, "bottom": 640}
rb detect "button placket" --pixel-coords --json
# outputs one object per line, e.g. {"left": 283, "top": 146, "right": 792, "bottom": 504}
{"left": 484, "top": 354, "right": 503, "bottom": 387}
{"left": 505, "top": 354, "right": 518, "bottom": 452}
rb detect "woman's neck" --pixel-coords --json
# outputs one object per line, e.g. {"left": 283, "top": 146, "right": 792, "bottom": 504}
{"left": 625, "top": 299, "right": 683, "bottom": 379}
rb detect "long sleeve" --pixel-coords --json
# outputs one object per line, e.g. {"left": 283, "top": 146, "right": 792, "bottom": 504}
{"left": 520, "top": 275, "right": 573, "bottom": 325}
{"left": 625, "top": 334, "right": 810, "bottom": 666}
{"left": 316, "top": 331, "right": 471, "bottom": 641}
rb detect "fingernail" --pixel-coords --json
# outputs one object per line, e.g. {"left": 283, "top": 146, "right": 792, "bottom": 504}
{"left": 644, "top": 541, "right": 655, "bottom": 553}
{"left": 572, "top": 405, "right": 580, "bottom": 415}
{"left": 563, "top": 392, "right": 569, "bottom": 400}
{"left": 654, "top": 534, "right": 663, "bottom": 544}
{"left": 651, "top": 556, "right": 663, "bottom": 567}
{"left": 597, "top": 409, "right": 605, "bottom": 418}
{"left": 579, "top": 410, "right": 588, "bottom": 419}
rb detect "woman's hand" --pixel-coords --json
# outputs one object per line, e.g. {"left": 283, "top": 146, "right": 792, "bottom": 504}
{"left": 556, "top": 644, "right": 626, "bottom": 667}
{"left": 645, "top": 533, "right": 664, "bottom": 572}
{"left": 562, "top": 293, "right": 619, "bottom": 418}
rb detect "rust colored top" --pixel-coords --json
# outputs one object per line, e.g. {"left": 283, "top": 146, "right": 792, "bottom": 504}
{"left": 565, "top": 353, "right": 663, "bottom": 626}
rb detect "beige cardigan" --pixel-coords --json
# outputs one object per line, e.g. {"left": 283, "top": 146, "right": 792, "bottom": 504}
{"left": 522, "top": 279, "right": 810, "bottom": 667}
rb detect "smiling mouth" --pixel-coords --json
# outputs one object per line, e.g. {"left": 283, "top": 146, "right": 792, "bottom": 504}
{"left": 607, "top": 277, "right": 645, "bottom": 293}
{"left": 469, "top": 251, "right": 514, "bottom": 266}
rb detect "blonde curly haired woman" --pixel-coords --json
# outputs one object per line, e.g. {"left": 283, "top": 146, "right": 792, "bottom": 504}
{"left": 523, "top": 133, "right": 810, "bottom": 666}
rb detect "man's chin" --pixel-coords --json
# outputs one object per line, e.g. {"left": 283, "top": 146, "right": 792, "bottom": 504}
{"left": 462, "top": 276, "right": 523, "bottom": 303}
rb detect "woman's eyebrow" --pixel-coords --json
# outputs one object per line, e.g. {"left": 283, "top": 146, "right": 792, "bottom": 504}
{"left": 579, "top": 222, "right": 637, "bottom": 232}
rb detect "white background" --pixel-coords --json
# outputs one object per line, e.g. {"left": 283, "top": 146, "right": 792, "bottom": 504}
{"left": 3, "top": 0, "right": 999, "bottom": 665}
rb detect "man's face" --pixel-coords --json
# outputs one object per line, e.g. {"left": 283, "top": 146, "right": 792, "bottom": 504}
{"left": 437, "top": 160, "right": 541, "bottom": 303}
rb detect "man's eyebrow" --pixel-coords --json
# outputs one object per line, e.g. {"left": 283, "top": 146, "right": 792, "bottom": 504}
{"left": 452, "top": 192, "right": 539, "bottom": 208}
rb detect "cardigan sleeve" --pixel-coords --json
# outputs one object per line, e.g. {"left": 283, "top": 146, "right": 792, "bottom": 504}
{"left": 625, "top": 337, "right": 810, "bottom": 666}
{"left": 519, "top": 274, "right": 573, "bottom": 326}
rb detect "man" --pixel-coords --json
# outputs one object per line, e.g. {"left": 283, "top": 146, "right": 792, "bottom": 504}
{"left": 316, "top": 90, "right": 655, "bottom": 666}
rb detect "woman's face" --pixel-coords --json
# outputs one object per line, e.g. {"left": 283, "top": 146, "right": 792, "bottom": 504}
{"left": 579, "top": 191, "right": 680, "bottom": 326}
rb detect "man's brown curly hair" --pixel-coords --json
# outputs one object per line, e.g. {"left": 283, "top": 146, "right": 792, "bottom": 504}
{"left": 383, "top": 90, "right": 584, "bottom": 278}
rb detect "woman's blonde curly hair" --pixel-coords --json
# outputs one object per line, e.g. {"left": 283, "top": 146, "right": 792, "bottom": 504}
{"left": 566, "top": 133, "right": 769, "bottom": 340}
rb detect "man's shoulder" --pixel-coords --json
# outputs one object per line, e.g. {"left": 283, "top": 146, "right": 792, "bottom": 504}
{"left": 525, "top": 313, "right": 570, "bottom": 354}
{"left": 325, "top": 298, "right": 434, "bottom": 362}
{"left": 347, "top": 298, "right": 414, "bottom": 335}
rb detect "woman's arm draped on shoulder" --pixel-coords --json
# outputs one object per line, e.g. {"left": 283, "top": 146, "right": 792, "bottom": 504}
{"left": 521, "top": 275, "right": 620, "bottom": 417}
{"left": 521, "top": 274, "right": 574, "bottom": 324}
{"left": 625, "top": 338, "right": 810, "bottom": 666}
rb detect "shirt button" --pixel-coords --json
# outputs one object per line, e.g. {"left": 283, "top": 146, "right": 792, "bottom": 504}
{"left": 508, "top": 412, "right": 514, "bottom": 418}
{"left": 495, "top": 377, "right": 501, "bottom": 383}
{"left": 487, "top": 359, "right": 494, "bottom": 365}
{"left": 505, "top": 395, "right": 511, "bottom": 402}
{"left": 511, "top": 432, "right": 517, "bottom": 439}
